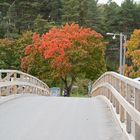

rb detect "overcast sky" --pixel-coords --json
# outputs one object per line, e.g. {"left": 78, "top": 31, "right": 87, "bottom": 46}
{"left": 98, "top": 0, "right": 140, "bottom": 6}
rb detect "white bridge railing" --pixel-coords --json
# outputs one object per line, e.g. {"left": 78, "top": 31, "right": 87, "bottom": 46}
{"left": 91, "top": 72, "right": 140, "bottom": 140}
{"left": 0, "top": 70, "right": 50, "bottom": 96}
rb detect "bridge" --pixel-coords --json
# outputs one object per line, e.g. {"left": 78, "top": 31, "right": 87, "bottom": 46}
{"left": 0, "top": 70, "right": 140, "bottom": 140}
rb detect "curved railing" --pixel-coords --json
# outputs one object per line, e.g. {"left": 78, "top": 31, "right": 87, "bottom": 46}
{"left": 91, "top": 72, "right": 140, "bottom": 140}
{"left": 0, "top": 70, "right": 50, "bottom": 96}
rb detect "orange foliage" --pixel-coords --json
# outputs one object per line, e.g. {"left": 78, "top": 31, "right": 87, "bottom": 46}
{"left": 22, "top": 23, "right": 103, "bottom": 77}
{"left": 125, "top": 29, "right": 140, "bottom": 77}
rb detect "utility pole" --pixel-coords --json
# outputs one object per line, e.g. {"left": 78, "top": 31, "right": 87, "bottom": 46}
{"left": 123, "top": 35, "right": 127, "bottom": 75}
{"left": 120, "top": 33, "right": 123, "bottom": 75}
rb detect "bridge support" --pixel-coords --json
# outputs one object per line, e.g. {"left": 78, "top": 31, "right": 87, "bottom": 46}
{"left": 126, "top": 85, "right": 131, "bottom": 133}
{"left": 13, "top": 73, "right": 17, "bottom": 95}
{"left": 115, "top": 79, "right": 120, "bottom": 114}
{"left": 110, "top": 90, "right": 113, "bottom": 103}
{"left": 119, "top": 81, "right": 125, "bottom": 122}
{"left": 135, "top": 88, "right": 140, "bottom": 140}
{"left": 115, "top": 100, "right": 119, "bottom": 114}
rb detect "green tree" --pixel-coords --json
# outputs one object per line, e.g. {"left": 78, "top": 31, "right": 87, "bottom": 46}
{"left": 0, "top": 39, "right": 17, "bottom": 69}
{"left": 0, "top": 31, "right": 33, "bottom": 69}
{"left": 62, "top": 0, "right": 79, "bottom": 23}
{"left": 99, "top": 1, "right": 121, "bottom": 71}
{"left": 119, "top": 0, "right": 140, "bottom": 35}
{"left": 0, "top": 0, "right": 63, "bottom": 38}
{"left": 62, "top": 0, "right": 100, "bottom": 30}
{"left": 39, "top": 0, "right": 62, "bottom": 23}
{"left": 34, "top": 15, "right": 57, "bottom": 34}
{"left": 0, "top": 1, "right": 18, "bottom": 38}
{"left": 99, "top": 1, "right": 121, "bottom": 34}
{"left": 85, "top": 0, "right": 99, "bottom": 30}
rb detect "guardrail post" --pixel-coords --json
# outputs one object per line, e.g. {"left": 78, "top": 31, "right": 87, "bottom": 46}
{"left": 112, "top": 96, "right": 115, "bottom": 107}
{"left": 108, "top": 90, "right": 111, "bottom": 101}
{"left": 20, "top": 74, "right": 24, "bottom": 82}
{"left": 33, "top": 87, "right": 35, "bottom": 94}
{"left": 109, "top": 74, "right": 111, "bottom": 84}
{"left": 115, "top": 78, "right": 119, "bottom": 114}
{"left": 126, "top": 85, "right": 131, "bottom": 133}
{"left": 6, "top": 86, "right": 10, "bottom": 96}
{"left": 135, "top": 88, "right": 140, "bottom": 140}
{"left": 111, "top": 76, "right": 115, "bottom": 107}
{"left": 13, "top": 73, "right": 17, "bottom": 94}
{"left": 106, "top": 89, "right": 109, "bottom": 99}
{"left": 36, "top": 88, "right": 37, "bottom": 94}
{"left": 119, "top": 81, "right": 125, "bottom": 122}
{"left": 25, "top": 86, "right": 29, "bottom": 94}
{"left": 110, "top": 90, "right": 113, "bottom": 103}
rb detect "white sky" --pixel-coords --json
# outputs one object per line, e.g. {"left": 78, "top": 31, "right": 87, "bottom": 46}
{"left": 98, "top": 0, "right": 140, "bottom": 6}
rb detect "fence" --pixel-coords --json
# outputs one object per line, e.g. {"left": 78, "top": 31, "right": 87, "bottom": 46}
{"left": 91, "top": 72, "right": 140, "bottom": 140}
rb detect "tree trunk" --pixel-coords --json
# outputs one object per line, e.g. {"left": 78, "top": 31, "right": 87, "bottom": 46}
{"left": 65, "top": 86, "right": 72, "bottom": 97}
{"left": 61, "top": 75, "right": 75, "bottom": 97}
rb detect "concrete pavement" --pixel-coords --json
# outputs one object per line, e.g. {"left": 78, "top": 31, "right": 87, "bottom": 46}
{"left": 0, "top": 96, "right": 127, "bottom": 140}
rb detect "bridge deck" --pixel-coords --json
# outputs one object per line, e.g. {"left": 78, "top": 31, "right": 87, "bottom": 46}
{"left": 0, "top": 96, "right": 126, "bottom": 140}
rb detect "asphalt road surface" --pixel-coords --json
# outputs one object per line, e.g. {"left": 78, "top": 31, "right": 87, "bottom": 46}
{"left": 0, "top": 96, "right": 127, "bottom": 140}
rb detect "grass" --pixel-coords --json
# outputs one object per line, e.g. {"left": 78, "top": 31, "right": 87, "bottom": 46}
{"left": 70, "top": 92, "right": 89, "bottom": 97}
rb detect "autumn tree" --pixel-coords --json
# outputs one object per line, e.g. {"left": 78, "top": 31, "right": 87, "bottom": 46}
{"left": 22, "top": 23, "right": 106, "bottom": 96}
{"left": 125, "top": 29, "right": 140, "bottom": 77}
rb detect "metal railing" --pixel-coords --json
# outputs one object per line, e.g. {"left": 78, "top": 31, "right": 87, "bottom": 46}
{"left": 0, "top": 70, "right": 50, "bottom": 96}
{"left": 91, "top": 72, "right": 140, "bottom": 140}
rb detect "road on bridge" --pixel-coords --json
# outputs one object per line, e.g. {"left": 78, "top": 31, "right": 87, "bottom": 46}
{"left": 0, "top": 96, "right": 126, "bottom": 140}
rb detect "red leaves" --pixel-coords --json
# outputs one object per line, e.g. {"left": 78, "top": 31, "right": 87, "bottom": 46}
{"left": 23, "top": 23, "right": 103, "bottom": 77}
{"left": 38, "top": 23, "right": 102, "bottom": 62}
{"left": 25, "top": 45, "right": 32, "bottom": 55}
{"left": 21, "top": 57, "right": 28, "bottom": 71}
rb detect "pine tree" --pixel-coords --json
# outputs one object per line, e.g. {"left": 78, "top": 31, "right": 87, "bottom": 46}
{"left": 100, "top": 1, "right": 121, "bottom": 34}
{"left": 39, "top": 0, "right": 62, "bottom": 24}
{"left": 99, "top": 1, "right": 121, "bottom": 71}
{"left": 86, "top": 0, "right": 99, "bottom": 30}
{"left": 62, "top": 0, "right": 79, "bottom": 23}
{"left": 34, "top": 15, "right": 57, "bottom": 34}
{"left": 119, "top": 0, "right": 140, "bottom": 35}
{"left": 62, "top": 0, "right": 100, "bottom": 30}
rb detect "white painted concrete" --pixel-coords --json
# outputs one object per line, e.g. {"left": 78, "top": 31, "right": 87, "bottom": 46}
{"left": 0, "top": 96, "right": 126, "bottom": 140}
